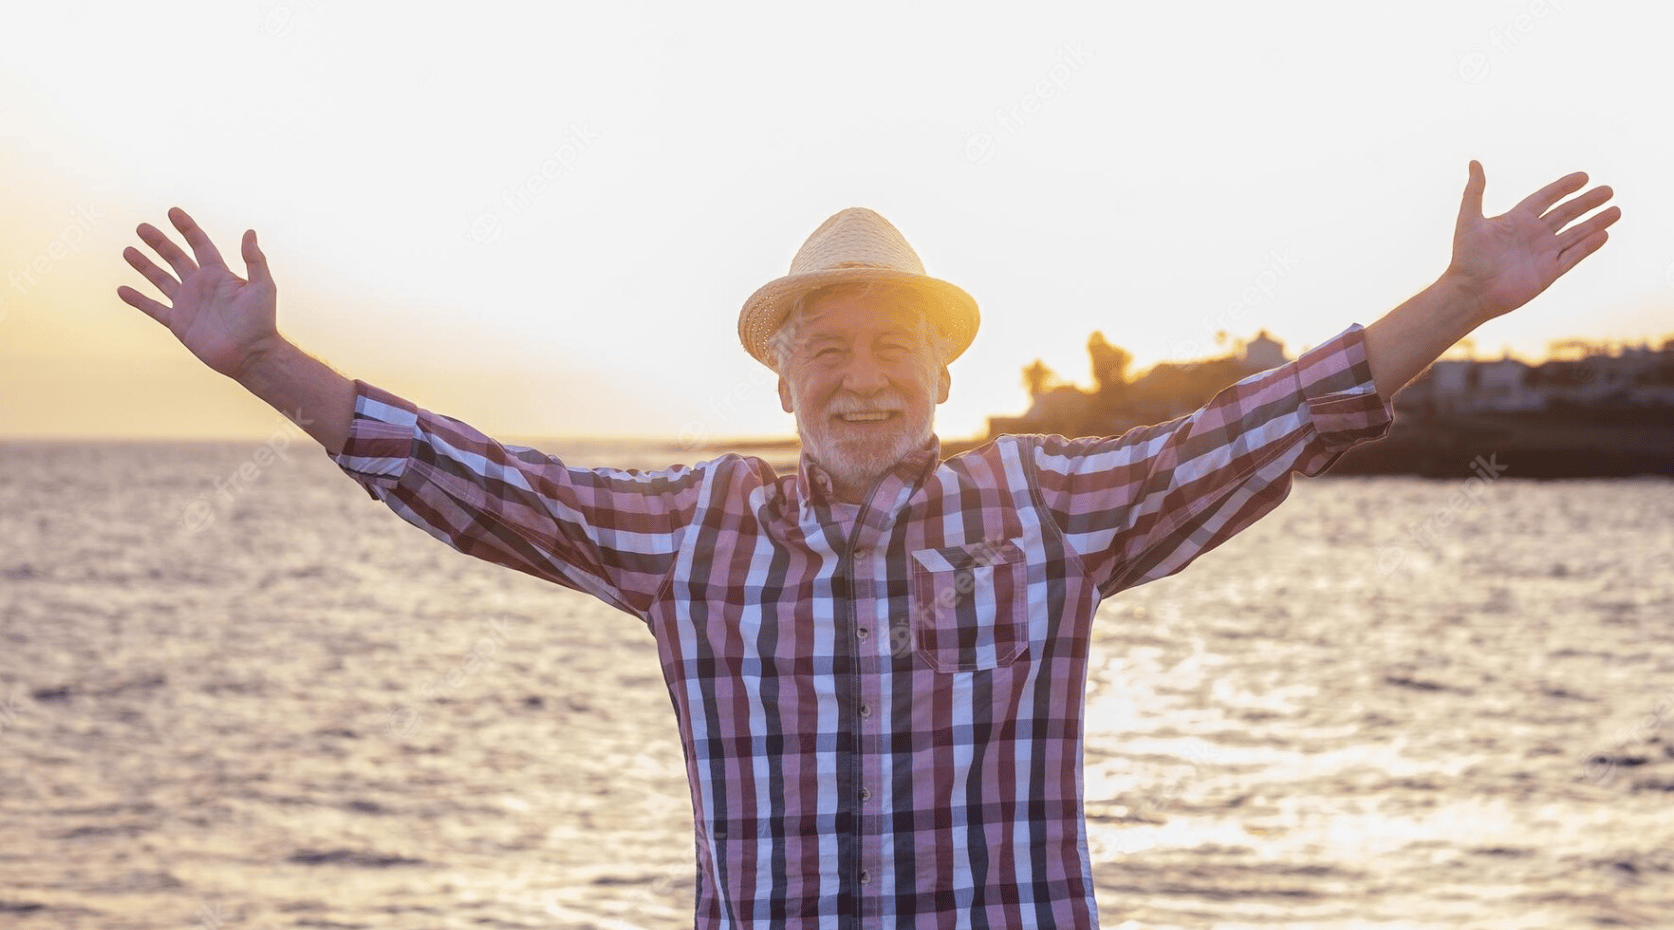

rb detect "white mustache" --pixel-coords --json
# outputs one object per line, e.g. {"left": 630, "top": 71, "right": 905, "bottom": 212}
{"left": 825, "top": 392, "right": 906, "bottom": 416}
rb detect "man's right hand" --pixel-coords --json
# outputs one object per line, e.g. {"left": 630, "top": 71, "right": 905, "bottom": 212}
{"left": 119, "top": 207, "right": 282, "bottom": 381}
{"left": 118, "top": 207, "right": 357, "bottom": 455}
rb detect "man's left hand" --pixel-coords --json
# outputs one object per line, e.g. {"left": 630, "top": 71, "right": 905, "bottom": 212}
{"left": 1445, "top": 160, "right": 1620, "bottom": 324}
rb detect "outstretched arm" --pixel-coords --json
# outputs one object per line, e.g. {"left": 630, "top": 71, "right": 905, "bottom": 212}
{"left": 118, "top": 208, "right": 354, "bottom": 455}
{"left": 1363, "top": 160, "right": 1621, "bottom": 400}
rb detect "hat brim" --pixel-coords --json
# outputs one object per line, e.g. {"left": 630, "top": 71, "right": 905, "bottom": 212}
{"left": 738, "top": 269, "right": 979, "bottom": 369}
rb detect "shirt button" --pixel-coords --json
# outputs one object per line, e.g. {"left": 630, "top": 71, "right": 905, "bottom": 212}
{"left": 860, "top": 786, "right": 872, "bottom": 801}
{"left": 860, "top": 869, "right": 871, "bottom": 884}
{"left": 856, "top": 627, "right": 869, "bottom": 641}
{"left": 859, "top": 703, "right": 872, "bottom": 718}
{"left": 852, "top": 547, "right": 870, "bottom": 559}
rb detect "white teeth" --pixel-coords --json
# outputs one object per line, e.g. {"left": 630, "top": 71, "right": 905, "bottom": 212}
{"left": 838, "top": 412, "right": 893, "bottom": 422}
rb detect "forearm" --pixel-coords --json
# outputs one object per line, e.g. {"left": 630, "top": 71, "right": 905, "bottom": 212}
{"left": 1362, "top": 273, "right": 1484, "bottom": 402}
{"left": 234, "top": 339, "right": 356, "bottom": 456}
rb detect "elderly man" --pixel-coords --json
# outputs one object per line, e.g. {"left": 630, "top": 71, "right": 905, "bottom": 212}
{"left": 119, "top": 162, "right": 1617, "bottom": 929}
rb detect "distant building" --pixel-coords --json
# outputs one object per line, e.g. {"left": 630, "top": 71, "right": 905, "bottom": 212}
{"left": 1242, "top": 330, "right": 1287, "bottom": 372}
{"left": 1399, "top": 340, "right": 1674, "bottom": 418}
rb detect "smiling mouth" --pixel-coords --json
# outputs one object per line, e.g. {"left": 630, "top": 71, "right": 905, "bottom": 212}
{"left": 835, "top": 411, "right": 899, "bottom": 423}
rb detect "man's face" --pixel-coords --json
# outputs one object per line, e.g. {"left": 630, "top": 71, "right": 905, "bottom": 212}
{"left": 776, "top": 288, "right": 951, "bottom": 499}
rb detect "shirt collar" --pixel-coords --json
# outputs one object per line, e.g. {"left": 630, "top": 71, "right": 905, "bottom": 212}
{"left": 797, "top": 435, "right": 943, "bottom": 507}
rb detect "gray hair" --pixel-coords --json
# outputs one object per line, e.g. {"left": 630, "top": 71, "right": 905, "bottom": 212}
{"left": 767, "top": 281, "right": 955, "bottom": 375}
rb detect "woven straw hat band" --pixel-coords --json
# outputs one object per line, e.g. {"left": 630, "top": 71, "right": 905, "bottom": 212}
{"left": 738, "top": 208, "right": 979, "bottom": 368}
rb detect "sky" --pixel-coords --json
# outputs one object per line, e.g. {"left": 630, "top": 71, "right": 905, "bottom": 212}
{"left": 2, "top": 0, "right": 1670, "bottom": 443}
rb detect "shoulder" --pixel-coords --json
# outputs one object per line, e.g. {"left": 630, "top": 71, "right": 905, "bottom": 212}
{"left": 932, "top": 433, "right": 1058, "bottom": 487}
{"left": 942, "top": 432, "right": 1091, "bottom": 467}
{"left": 659, "top": 451, "right": 796, "bottom": 500}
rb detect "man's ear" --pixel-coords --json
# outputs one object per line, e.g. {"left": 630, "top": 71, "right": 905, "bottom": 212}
{"left": 778, "top": 376, "right": 795, "bottom": 414}
{"left": 936, "top": 366, "right": 951, "bottom": 404}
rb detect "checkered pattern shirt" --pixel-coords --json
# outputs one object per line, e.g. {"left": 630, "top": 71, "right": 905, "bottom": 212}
{"left": 328, "top": 324, "right": 1392, "bottom": 929}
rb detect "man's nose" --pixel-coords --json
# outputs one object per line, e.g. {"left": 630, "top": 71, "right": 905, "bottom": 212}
{"left": 839, "top": 351, "right": 890, "bottom": 393}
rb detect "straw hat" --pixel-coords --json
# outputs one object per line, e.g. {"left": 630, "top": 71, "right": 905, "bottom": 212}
{"left": 737, "top": 207, "right": 980, "bottom": 368}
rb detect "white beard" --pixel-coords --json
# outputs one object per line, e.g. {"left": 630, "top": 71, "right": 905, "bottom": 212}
{"left": 799, "top": 394, "right": 933, "bottom": 497}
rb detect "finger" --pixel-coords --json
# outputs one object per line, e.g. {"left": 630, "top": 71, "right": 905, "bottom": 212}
{"left": 168, "top": 207, "right": 229, "bottom": 271}
{"left": 117, "top": 284, "right": 172, "bottom": 326}
{"left": 1556, "top": 205, "right": 1622, "bottom": 252}
{"left": 1556, "top": 229, "right": 1609, "bottom": 277}
{"left": 1542, "top": 185, "right": 1614, "bottom": 231}
{"left": 137, "top": 221, "right": 198, "bottom": 280}
{"left": 1459, "top": 160, "right": 1486, "bottom": 221}
{"left": 122, "top": 245, "right": 180, "bottom": 299}
{"left": 1512, "top": 170, "right": 1588, "bottom": 218}
{"left": 241, "top": 229, "right": 274, "bottom": 290}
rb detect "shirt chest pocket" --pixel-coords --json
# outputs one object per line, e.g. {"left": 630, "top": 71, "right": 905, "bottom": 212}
{"left": 908, "top": 538, "right": 1031, "bottom": 673}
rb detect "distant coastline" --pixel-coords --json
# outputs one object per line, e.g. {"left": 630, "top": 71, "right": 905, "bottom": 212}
{"left": 982, "top": 330, "right": 1674, "bottom": 479}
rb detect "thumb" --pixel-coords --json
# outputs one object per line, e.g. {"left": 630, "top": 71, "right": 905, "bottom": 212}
{"left": 242, "top": 229, "right": 273, "bottom": 288}
{"left": 1459, "top": 159, "right": 1486, "bottom": 221}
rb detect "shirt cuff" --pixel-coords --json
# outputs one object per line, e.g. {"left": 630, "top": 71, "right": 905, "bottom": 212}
{"left": 326, "top": 380, "right": 425, "bottom": 499}
{"left": 1293, "top": 324, "right": 1395, "bottom": 470}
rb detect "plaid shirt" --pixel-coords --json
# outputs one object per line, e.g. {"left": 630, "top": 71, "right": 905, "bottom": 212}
{"left": 328, "top": 324, "right": 1392, "bottom": 929}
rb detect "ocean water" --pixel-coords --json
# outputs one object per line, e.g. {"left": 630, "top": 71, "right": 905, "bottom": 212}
{"left": 2, "top": 438, "right": 1672, "bottom": 929}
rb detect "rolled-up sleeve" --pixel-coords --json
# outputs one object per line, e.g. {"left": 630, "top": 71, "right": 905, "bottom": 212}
{"left": 1028, "top": 323, "right": 1393, "bottom": 596}
{"left": 330, "top": 382, "right": 428, "bottom": 494}
{"left": 328, "top": 380, "right": 703, "bottom": 618}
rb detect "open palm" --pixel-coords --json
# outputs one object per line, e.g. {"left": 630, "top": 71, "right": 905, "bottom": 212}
{"left": 1447, "top": 161, "right": 1620, "bottom": 324}
{"left": 118, "top": 207, "right": 281, "bottom": 380}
